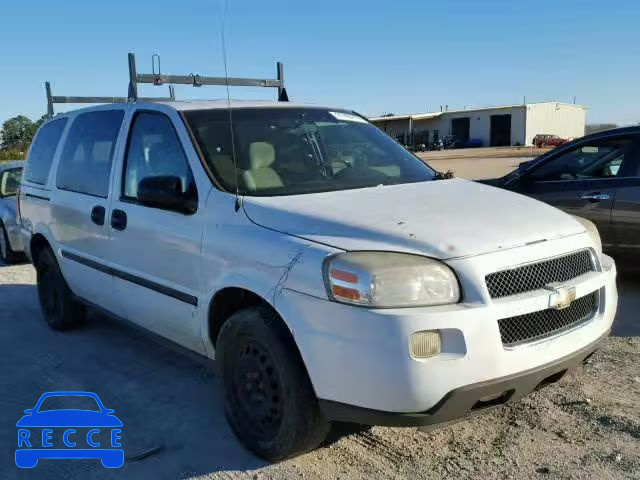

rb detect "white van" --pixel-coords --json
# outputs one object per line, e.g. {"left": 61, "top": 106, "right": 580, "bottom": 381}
{"left": 19, "top": 99, "right": 618, "bottom": 460}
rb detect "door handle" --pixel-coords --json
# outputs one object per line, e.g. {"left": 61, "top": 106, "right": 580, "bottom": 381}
{"left": 580, "top": 192, "right": 611, "bottom": 202}
{"left": 110, "top": 209, "right": 127, "bottom": 231}
{"left": 90, "top": 206, "right": 105, "bottom": 225}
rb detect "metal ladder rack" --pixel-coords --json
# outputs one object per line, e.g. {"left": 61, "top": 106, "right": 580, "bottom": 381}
{"left": 46, "top": 52, "right": 288, "bottom": 116}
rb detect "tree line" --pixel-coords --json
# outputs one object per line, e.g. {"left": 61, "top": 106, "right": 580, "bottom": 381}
{"left": 0, "top": 114, "right": 48, "bottom": 161}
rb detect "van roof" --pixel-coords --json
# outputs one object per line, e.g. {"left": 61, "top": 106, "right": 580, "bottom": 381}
{"left": 157, "top": 99, "right": 328, "bottom": 111}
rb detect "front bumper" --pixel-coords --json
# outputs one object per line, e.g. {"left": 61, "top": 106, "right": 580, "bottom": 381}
{"left": 279, "top": 236, "right": 617, "bottom": 415}
{"left": 318, "top": 330, "right": 607, "bottom": 426}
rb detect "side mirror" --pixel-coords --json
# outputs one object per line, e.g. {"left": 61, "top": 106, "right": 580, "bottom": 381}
{"left": 23, "top": 409, "right": 34, "bottom": 414}
{"left": 137, "top": 176, "right": 197, "bottom": 214}
{"left": 0, "top": 170, "right": 22, "bottom": 198}
{"left": 0, "top": 172, "right": 7, "bottom": 198}
{"left": 518, "top": 159, "right": 533, "bottom": 170}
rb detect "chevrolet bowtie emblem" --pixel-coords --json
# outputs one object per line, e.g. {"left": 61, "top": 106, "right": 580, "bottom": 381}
{"left": 546, "top": 285, "right": 577, "bottom": 310}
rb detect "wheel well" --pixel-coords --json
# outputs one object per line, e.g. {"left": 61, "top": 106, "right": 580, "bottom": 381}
{"left": 209, "top": 287, "right": 268, "bottom": 346}
{"left": 30, "top": 234, "right": 51, "bottom": 265}
{"left": 208, "top": 287, "right": 315, "bottom": 391}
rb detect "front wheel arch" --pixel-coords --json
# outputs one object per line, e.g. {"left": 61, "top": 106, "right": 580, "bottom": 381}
{"left": 29, "top": 233, "right": 52, "bottom": 266}
{"left": 208, "top": 287, "right": 315, "bottom": 391}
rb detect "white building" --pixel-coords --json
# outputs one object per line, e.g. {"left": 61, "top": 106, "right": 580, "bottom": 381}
{"left": 369, "top": 101, "right": 586, "bottom": 147}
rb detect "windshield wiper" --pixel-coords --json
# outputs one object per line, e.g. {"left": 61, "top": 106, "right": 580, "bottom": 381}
{"left": 303, "top": 124, "right": 331, "bottom": 178}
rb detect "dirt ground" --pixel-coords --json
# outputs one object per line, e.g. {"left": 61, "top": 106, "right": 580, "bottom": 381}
{"left": 1, "top": 154, "right": 638, "bottom": 479}
{"left": 420, "top": 146, "right": 552, "bottom": 160}
{"left": 1, "top": 261, "right": 638, "bottom": 480}
{"left": 416, "top": 146, "right": 552, "bottom": 180}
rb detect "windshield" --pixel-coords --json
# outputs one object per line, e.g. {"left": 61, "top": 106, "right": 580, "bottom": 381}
{"left": 0, "top": 167, "right": 23, "bottom": 197}
{"left": 184, "top": 108, "right": 435, "bottom": 196}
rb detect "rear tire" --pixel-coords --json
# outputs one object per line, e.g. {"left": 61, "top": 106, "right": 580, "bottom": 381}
{"left": 35, "top": 247, "right": 86, "bottom": 330}
{"left": 0, "top": 222, "right": 19, "bottom": 264}
{"left": 217, "top": 307, "right": 330, "bottom": 461}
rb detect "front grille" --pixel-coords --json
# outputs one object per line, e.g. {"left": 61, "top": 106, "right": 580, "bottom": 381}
{"left": 486, "top": 250, "right": 594, "bottom": 299}
{"left": 498, "top": 291, "right": 598, "bottom": 347}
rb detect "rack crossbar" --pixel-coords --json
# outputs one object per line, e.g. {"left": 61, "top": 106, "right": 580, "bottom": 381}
{"left": 137, "top": 74, "right": 281, "bottom": 89}
{"left": 45, "top": 53, "right": 287, "bottom": 116}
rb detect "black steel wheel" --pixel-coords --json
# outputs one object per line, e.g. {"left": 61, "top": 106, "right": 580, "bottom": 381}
{"left": 229, "top": 341, "right": 284, "bottom": 440}
{"left": 217, "top": 307, "right": 330, "bottom": 461}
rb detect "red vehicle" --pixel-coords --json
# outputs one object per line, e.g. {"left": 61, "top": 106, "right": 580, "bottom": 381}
{"left": 533, "top": 134, "right": 569, "bottom": 148}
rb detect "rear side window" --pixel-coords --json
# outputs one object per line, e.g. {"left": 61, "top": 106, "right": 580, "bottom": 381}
{"left": 56, "top": 110, "right": 124, "bottom": 197}
{"left": 24, "top": 118, "right": 68, "bottom": 185}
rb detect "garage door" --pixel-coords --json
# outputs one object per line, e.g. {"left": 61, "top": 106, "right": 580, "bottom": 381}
{"left": 451, "top": 118, "right": 470, "bottom": 141}
{"left": 490, "top": 115, "right": 511, "bottom": 146}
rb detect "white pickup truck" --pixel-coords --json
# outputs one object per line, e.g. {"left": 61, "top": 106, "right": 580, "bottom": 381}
{"left": 19, "top": 100, "right": 617, "bottom": 460}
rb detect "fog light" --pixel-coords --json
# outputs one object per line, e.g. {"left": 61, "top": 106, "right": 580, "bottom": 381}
{"left": 410, "top": 331, "right": 442, "bottom": 359}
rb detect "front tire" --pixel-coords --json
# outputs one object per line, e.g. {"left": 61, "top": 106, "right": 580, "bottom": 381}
{"left": 35, "top": 247, "right": 86, "bottom": 330}
{"left": 217, "top": 307, "right": 330, "bottom": 461}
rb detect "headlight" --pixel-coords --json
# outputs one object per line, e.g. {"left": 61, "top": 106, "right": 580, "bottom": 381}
{"left": 571, "top": 215, "right": 602, "bottom": 256}
{"left": 324, "top": 252, "right": 460, "bottom": 308}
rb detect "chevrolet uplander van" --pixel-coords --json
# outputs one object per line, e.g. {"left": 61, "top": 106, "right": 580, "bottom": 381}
{"left": 19, "top": 100, "right": 618, "bottom": 460}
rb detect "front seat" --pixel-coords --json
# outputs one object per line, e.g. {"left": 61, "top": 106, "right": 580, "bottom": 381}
{"left": 242, "top": 142, "right": 283, "bottom": 191}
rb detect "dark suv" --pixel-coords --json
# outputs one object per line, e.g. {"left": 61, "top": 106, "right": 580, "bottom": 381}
{"left": 482, "top": 126, "right": 640, "bottom": 258}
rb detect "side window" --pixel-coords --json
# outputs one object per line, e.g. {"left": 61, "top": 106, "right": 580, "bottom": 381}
{"left": 24, "top": 118, "right": 68, "bottom": 185}
{"left": 122, "top": 112, "right": 197, "bottom": 211}
{"left": 528, "top": 137, "right": 634, "bottom": 182}
{"left": 56, "top": 110, "right": 124, "bottom": 197}
{"left": 0, "top": 168, "right": 23, "bottom": 197}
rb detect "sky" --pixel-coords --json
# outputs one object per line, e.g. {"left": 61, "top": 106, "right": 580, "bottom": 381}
{"left": 0, "top": 0, "right": 638, "bottom": 126}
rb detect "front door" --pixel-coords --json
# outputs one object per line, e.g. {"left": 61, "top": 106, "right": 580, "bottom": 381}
{"left": 610, "top": 140, "right": 640, "bottom": 255}
{"left": 516, "top": 133, "right": 640, "bottom": 250}
{"left": 108, "top": 108, "right": 207, "bottom": 353}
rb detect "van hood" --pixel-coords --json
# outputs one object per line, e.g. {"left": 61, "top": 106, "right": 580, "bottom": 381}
{"left": 242, "top": 179, "right": 585, "bottom": 259}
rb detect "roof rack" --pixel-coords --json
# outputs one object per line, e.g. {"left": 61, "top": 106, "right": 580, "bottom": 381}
{"left": 46, "top": 52, "right": 288, "bottom": 116}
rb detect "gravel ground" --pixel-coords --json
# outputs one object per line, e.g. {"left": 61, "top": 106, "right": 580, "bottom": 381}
{"left": 1, "top": 259, "right": 638, "bottom": 479}
{"left": 415, "top": 146, "right": 550, "bottom": 180}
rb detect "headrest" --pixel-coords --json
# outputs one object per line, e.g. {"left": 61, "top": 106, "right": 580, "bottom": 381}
{"left": 249, "top": 142, "right": 275, "bottom": 169}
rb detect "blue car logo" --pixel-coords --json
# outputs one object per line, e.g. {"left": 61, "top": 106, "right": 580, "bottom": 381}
{"left": 15, "top": 391, "right": 123, "bottom": 468}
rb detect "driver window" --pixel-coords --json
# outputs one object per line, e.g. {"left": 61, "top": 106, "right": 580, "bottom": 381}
{"left": 123, "top": 111, "right": 197, "bottom": 205}
{"left": 528, "top": 137, "right": 632, "bottom": 182}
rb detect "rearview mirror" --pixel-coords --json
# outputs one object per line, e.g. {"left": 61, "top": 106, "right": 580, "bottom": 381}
{"left": 137, "top": 176, "right": 197, "bottom": 214}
